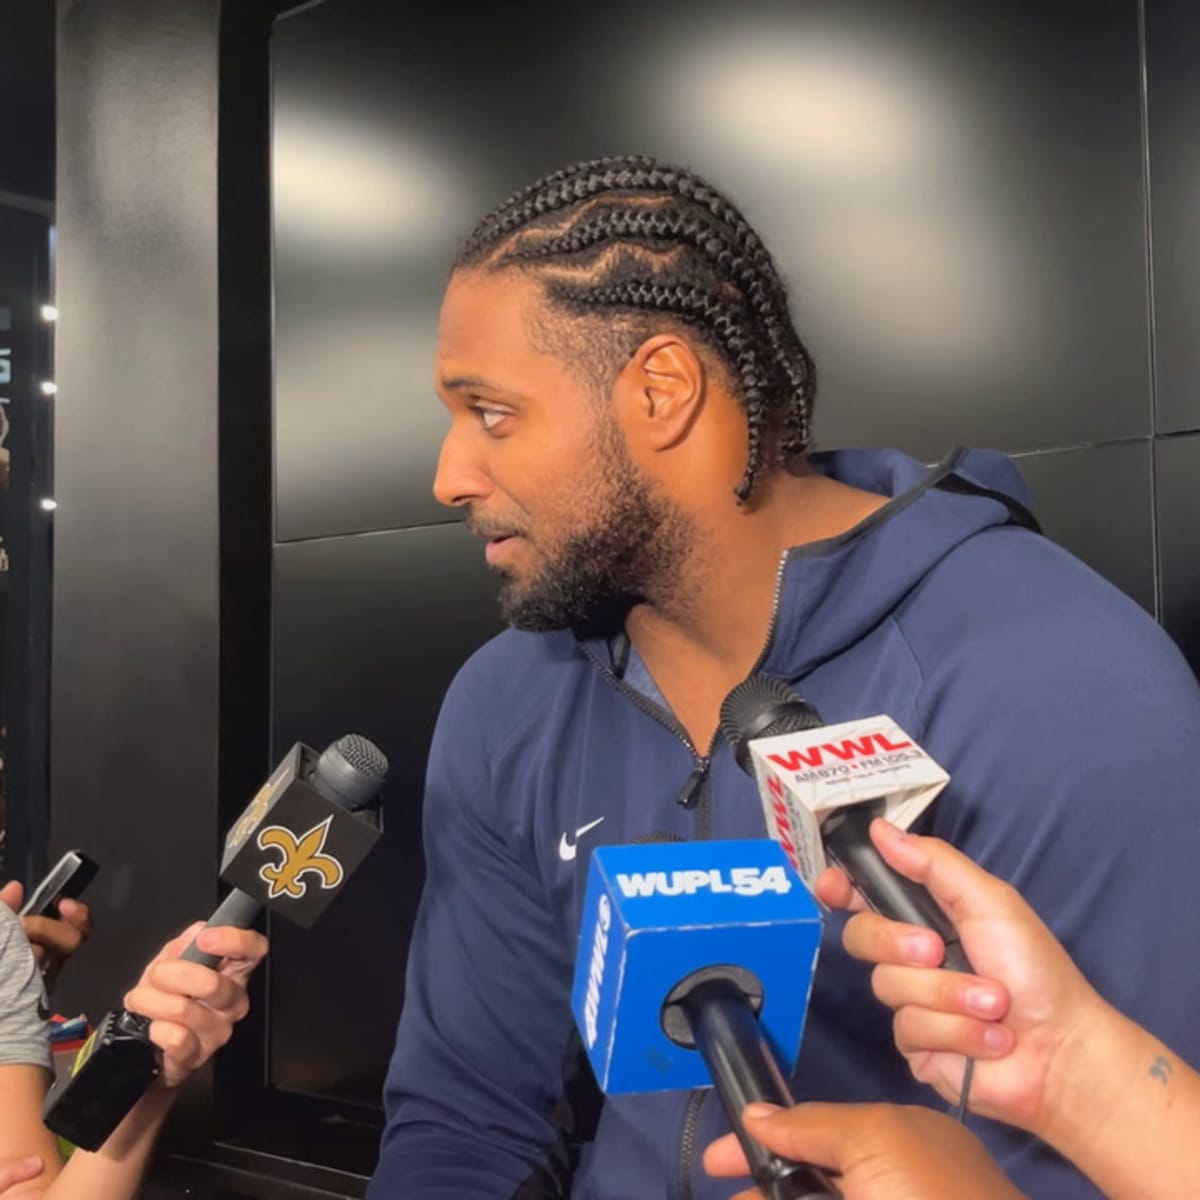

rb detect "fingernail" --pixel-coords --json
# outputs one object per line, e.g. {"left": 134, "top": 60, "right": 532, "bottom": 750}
{"left": 903, "top": 934, "right": 941, "bottom": 965}
{"left": 965, "top": 986, "right": 1003, "bottom": 1017}
{"left": 744, "top": 1102, "right": 781, "bottom": 1120}
{"left": 983, "top": 1024, "right": 1013, "bottom": 1053}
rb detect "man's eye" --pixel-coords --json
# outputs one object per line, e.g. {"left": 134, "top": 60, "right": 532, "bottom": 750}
{"left": 474, "top": 407, "right": 507, "bottom": 431}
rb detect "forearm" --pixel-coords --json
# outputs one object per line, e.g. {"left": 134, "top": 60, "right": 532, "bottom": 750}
{"left": 46, "top": 1087, "right": 175, "bottom": 1200}
{"left": 1039, "top": 1003, "right": 1200, "bottom": 1200}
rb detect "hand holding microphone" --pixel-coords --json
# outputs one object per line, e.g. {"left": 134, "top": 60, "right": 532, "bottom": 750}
{"left": 121, "top": 921, "right": 268, "bottom": 1090}
{"left": 817, "top": 819, "right": 1115, "bottom": 1135}
{"left": 571, "top": 837, "right": 840, "bottom": 1199}
{"left": 0, "top": 920, "right": 264, "bottom": 1200}
{"left": 704, "top": 1101, "right": 1025, "bottom": 1200}
{"left": 719, "top": 676, "right": 969, "bottom": 973}
{"left": 43, "top": 733, "right": 388, "bottom": 1150}
{"left": 720, "top": 676, "right": 984, "bottom": 1118}
{"left": 817, "top": 819, "right": 1200, "bottom": 1199}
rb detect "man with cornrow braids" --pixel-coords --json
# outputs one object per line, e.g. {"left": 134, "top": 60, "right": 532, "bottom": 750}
{"left": 369, "top": 157, "right": 1200, "bottom": 1200}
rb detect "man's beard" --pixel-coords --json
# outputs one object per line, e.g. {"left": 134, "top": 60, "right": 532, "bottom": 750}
{"left": 493, "top": 429, "right": 692, "bottom": 634}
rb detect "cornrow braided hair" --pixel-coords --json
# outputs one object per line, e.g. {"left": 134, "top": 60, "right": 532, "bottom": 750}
{"left": 455, "top": 155, "right": 816, "bottom": 502}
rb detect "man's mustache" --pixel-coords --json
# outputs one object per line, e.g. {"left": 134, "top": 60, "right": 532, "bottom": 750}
{"left": 465, "top": 513, "right": 528, "bottom": 540}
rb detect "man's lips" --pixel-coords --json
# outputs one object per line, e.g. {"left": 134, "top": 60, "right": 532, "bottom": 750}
{"left": 465, "top": 518, "right": 528, "bottom": 566}
{"left": 467, "top": 521, "right": 523, "bottom": 543}
{"left": 484, "top": 533, "right": 523, "bottom": 565}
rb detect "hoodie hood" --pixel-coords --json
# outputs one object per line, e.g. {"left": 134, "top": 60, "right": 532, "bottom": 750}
{"left": 754, "top": 447, "right": 1037, "bottom": 681}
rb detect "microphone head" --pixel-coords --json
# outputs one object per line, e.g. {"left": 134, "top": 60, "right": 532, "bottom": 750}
{"left": 219, "top": 735, "right": 387, "bottom": 928}
{"left": 313, "top": 734, "right": 389, "bottom": 812}
{"left": 719, "top": 676, "right": 823, "bottom": 773}
{"left": 571, "top": 839, "right": 822, "bottom": 1095}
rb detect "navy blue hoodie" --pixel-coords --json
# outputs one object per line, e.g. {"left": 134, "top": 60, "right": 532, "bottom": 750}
{"left": 369, "top": 448, "right": 1200, "bottom": 1200}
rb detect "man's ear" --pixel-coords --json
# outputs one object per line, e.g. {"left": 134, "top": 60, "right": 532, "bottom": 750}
{"left": 612, "top": 333, "right": 705, "bottom": 452}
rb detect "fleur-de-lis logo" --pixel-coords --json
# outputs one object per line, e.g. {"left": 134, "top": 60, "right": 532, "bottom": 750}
{"left": 256, "top": 816, "right": 345, "bottom": 900}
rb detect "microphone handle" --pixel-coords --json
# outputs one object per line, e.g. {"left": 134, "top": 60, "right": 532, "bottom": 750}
{"left": 122, "top": 888, "right": 267, "bottom": 1041}
{"left": 179, "top": 888, "right": 265, "bottom": 968}
{"left": 821, "top": 807, "right": 971, "bottom": 973}
{"left": 685, "top": 979, "right": 841, "bottom": 1200}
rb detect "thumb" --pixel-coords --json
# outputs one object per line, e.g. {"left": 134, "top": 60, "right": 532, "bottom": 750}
{"left": 0, "top": 880, "right": 23, "bottom": 914}
{"left": 0, "top": 1156, "right": 44, "bottom": 1189}
{"left": 739, "top": 1102, "right": 860, "bottom": 1172}
{"left": 868, "top": 820, "right": 1014, "bottom": 927}
{"left": 702, "top": 1102, "right": 818, "bottom": 1178}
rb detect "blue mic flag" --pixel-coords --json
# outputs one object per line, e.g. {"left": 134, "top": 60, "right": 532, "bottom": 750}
{"left": 571, "top": 839, "right": 823, "bottom": 1094}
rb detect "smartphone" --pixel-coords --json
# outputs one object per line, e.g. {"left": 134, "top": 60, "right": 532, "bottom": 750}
{"left": 18, "top": 850, "right": 100, "bottom": 918}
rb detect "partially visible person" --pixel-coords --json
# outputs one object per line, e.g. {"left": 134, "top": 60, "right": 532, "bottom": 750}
{"left": 1, "top": 879, "right": 93, "bottom": 991}
{"left": 0, "top": 899, "right": 266, "bottom": 1199}
{"left": 704, "top": 1101, "right": 1025, "bottom": 1200}
{"left": 815, "top": 819, "right": 1200, "bottom": 1200}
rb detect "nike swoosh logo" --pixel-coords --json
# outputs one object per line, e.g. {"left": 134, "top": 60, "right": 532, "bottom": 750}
{"left": 558, "top": 817, "right": 605, "bottom": 862}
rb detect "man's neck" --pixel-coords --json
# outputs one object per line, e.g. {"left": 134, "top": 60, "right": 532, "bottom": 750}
{"left": 624, "top": 470, "right": 889, "bottom": 749}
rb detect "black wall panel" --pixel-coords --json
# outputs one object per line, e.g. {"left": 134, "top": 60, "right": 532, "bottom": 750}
{"left": 1015, "top": 440, "right": 1156, "bottom": 615}
{"left": 1156, "top": 434, "right": 1200, "bottom": 673}
{"left": 1147, "top": 0, "right": 1200, "bottom": 434}
{"left": 0, "top": 1, "right": 55, "bottom": 202}
{"left": 273, "top": 0, "right": 1150, "bottom": 542}
{"left": 270, "top": 522, "right": 501, "bottom": 1103}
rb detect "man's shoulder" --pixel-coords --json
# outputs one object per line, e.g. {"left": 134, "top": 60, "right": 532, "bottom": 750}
{"left": 900, "top": 525, "right": 1191, "bottom": 687}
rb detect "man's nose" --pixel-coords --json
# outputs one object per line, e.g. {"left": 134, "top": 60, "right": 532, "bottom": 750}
{"left": 433, "top": 424, "right": 491, "bottom": 509}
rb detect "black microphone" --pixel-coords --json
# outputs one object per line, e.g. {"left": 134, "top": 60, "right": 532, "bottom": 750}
{"left": 43, "top": 734, "right": 388, "bottom": 1150}
{"left": 720, "top": 677, "right": 969, "bottom": 973}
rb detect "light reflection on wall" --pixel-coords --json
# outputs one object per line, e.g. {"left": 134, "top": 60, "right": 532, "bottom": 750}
{"left": 272, "top": 108, "right": 476, "bottom": 537}
{"left": 634, "top": 23, "right": 1036, "bottom": 415}
{"left": 273, "top": 107, "right": 475, "bottom": 256}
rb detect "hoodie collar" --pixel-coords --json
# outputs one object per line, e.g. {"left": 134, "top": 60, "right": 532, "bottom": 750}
{"left": 757, "top": 447, "right": 1038, "bottom": 679}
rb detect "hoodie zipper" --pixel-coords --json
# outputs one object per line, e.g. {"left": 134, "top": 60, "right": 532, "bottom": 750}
{"left": 579, "top": 642, "right": 716, "bottom": 797}
{"left": 578, "top": 645, "right": 719, "bottom": 1200}
{"left": 580, "top": 550, "right": 792, "bottom": 780}
{"left": 580, "top": 552, "right": 793, "bottom": 1200}
{"left": 676, "top": 1090, "right": 708, "bottom": 1200}
{"left": 680, "top": 550, "right": 790, "bottom": 871}
{"left": 747, "top": 549, "right": 792, "bottom": 678}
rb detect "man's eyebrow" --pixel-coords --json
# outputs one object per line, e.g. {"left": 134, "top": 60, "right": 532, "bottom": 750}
{"left": 441, "top": 373, "right": 500, "bottom": 391}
